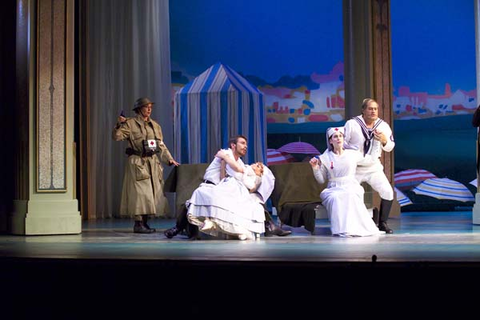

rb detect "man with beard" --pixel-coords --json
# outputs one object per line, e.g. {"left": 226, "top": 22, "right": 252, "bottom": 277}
{"left": 164, "top": 135, "right": 291, "bottom": 239}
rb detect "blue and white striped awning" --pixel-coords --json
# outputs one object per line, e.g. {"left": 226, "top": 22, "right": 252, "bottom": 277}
{"left": 174, "top": 62, "right": 266, "bottom": 164}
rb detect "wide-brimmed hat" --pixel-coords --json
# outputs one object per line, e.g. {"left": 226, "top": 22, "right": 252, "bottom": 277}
{"left": 133, "top": 97, "right": 154, "bottom": 110}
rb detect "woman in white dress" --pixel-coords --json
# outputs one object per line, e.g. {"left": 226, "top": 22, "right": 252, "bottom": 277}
{"left": 309, "top": 127, "right": 383, "bottom": 237}
{"left": 187, "top": 151, "right": 266, "bottom": 240}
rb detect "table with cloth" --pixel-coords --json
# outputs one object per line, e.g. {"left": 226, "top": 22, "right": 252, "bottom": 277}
{"left": 269, "top": 162, "right": 326, "bottom": 234}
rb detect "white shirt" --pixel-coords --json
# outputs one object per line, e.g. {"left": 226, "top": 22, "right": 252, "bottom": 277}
{"left": 202, "top": 148, "right": 274, "bottom": 204}
{"left": 203, "top": 148, "right": 245, "bottom": 185}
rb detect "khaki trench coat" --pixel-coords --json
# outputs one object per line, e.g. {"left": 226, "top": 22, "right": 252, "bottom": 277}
{"left": 112, "top": 115, "right": 174, "bottom": 218}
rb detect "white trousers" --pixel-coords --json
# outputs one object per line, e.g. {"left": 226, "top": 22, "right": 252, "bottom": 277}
{"left": 355, "top": 163, "right": 394, "bottom": 201}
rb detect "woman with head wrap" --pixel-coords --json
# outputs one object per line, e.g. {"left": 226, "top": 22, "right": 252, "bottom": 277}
{"left": 309, "top": 127, "right": 383, "bottom": 237}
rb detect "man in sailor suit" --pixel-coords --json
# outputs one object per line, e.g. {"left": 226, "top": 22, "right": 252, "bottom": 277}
{"left": 344, "top": 98, "right": 395, "bottom": 234}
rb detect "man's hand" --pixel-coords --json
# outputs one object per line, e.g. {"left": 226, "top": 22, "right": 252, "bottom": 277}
{"left": 215, "top": 149, "right": 229, "bottom": 159}
{"left": 169, "top": 159, "right": 180, "bottom": 166}
{"left": 374, "top": 129, "right": 387, "bottom": 146}
{"left": 217, "top": 150, "right": 244, "bottom": 173}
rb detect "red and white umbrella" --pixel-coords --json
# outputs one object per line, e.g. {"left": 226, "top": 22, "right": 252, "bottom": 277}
{"left": 394, "top": 169, "right": 437, "bottom": 191}
{"left": 266, "top": 149, "right": 295, "bottom": 165}
{"left": 277, "top": 142, "right": 320, "bottom": 155}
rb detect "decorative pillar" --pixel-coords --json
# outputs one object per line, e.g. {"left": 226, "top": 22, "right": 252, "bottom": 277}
{"left": 10, "top": 0, "right": 80, "bottom": 235}
{"left": 343, "top": 0, "right": 400, "bottom": 217}
{"left": 473, "top": 0, "right": 480, "bottom": 224}
{"left": 371, "top": 0, "right": 400, "bottom": 217}
{"left": 343, "top": 0, "right": 373, "bottom": 120}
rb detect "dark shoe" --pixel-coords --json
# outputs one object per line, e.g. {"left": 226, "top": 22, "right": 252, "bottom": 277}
{"left": 264, "top": 221, "right": 292, "bottom": 237}
{"left": 143, "top": 222, "right": 156, "bottom": 232}
{"left": 142, "top": 216, "right": 156, "bottom": 232}
{"left": 134, "top": 222, "right": 155, "bottom": 234}
{"left": 372, "top": 207, "right": 379, "bottom": 227}
{"left": 147, "top": 225, "right": 156, "bottom": 232}
{"left": 164, "top": 226, "right": 181, "bottom": 239}
{"left": 379, "top": 221, "right": 393, "bottom": 234}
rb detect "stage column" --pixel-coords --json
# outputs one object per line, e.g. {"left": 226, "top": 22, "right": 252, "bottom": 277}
{"left": 473, "top": 0, "right": 480, "bottom": 225}
{"left": 343, "top": 0, "right": 400, "bottom": 217}
{"left": 10, "top": 0, "right": 80, "bottom": 235}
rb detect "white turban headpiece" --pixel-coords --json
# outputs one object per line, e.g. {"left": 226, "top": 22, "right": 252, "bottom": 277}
{"left": 326, "top": 126, "right": 345, "bottom": 150}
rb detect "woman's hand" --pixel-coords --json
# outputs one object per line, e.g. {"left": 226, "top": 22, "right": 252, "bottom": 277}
{"left": 309, "top": 157, "right": 321, "bottom": 169}
{"left": 252, "top": 162, "right": 264, "bottom": 176}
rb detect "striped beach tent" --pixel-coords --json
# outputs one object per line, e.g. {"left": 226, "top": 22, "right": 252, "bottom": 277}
{"left": 174, "top": 62, "right": 266, "bottom": 164}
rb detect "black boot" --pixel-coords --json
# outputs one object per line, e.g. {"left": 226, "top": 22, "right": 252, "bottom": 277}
{"left": 264, "top": 220, "right": 292, "bottom": 237}
{"left": 134, "top": 221, "right": 154, "bottom": 234}
{"left": 142, "top": 215, "right": 156, "bottom": 232}
{"left": 379, "top": 221, "right": 393, "bottom": 234}
{"left": 372, "top": 207, "right": 379, "bottom": 227}
{"left": 378, "top": 199, "right": 393, "bottom": 234}
{"left": 186, "top": 223, "right": 200, "bottom": 240}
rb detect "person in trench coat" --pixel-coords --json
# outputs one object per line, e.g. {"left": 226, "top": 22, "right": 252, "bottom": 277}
{"left": 112, "top": 97, "right": 180, "bottom": 233}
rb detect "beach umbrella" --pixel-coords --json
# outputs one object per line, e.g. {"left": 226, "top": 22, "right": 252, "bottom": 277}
{"left": 470, "top": 178, "right": 477, "bottom": 188}
{"left": 278, "top": 141, "right": 320, "bottom": 155}
{"left": 266, "top": 149, "right": 295, "bottom": 166}
{"left": 394, "top": 169, "right": 437, "bottom": 190}
{"left": 394, "top": 187, "right": 413, "bottom": 207}
{"left": 412, "top": 178, "right": 474, "bottom": 202}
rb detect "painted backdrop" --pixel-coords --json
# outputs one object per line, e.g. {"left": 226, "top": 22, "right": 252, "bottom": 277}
{"left": 169, "top": 0, "right": 477, "bottom": 210}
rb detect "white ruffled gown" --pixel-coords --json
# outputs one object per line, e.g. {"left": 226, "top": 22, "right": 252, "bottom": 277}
{"left": 187, "top": 166, "right": 265, "bottom": 240}
{"left": 314, "top": 149, "right": 384, "bottom": 237}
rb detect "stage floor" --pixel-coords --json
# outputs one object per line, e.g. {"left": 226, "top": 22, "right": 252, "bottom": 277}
{"left": 2, "top": 210, "right": 480, "bottom": 317}
{"left": 1, "top": 210, "right": 480, "bottom": 262}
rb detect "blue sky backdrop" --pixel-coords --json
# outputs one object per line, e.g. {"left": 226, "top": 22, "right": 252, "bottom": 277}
{"left": 391, "top": 0, "right": 475, "bottom": 94}
{"left": 170, "top": 0, "right": 476, "bottom": 94}
{"left": 170, "top": 0, "right": 343, "bottom": 83}
{"left": 169, "top": 0, "right": 478, "bottom": 207}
